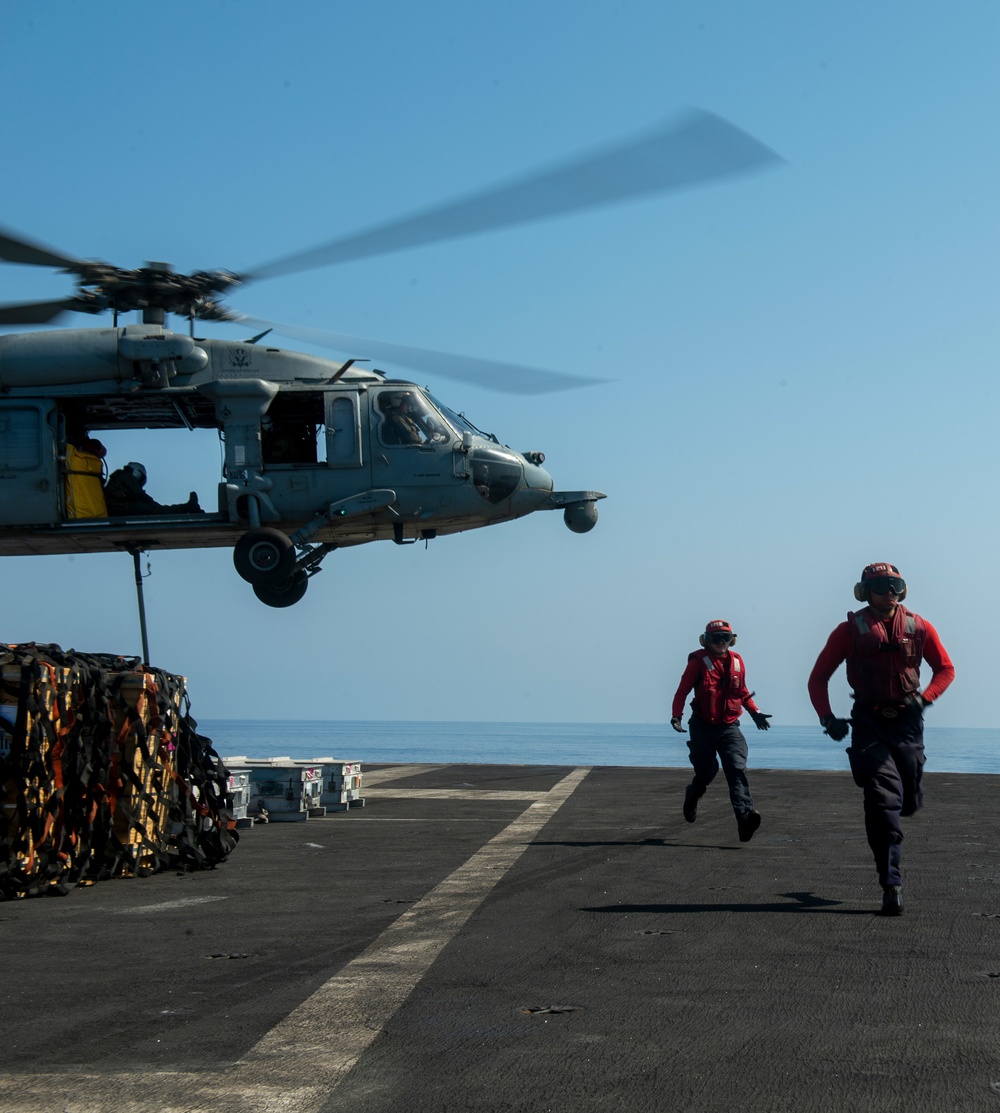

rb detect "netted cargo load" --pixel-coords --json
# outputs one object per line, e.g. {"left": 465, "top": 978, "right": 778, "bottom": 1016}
{"left": 0, "top": 643, "right": 238, "bottom": 899}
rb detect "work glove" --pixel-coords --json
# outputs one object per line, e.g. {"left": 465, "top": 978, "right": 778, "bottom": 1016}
{"left": 749, "top": 710, "right": 772, "bottom": 731}
{"left": 821, "top": 715, "right": 850, "bottom": 742}
{"left": 670, "top": 717, "right": 686, "bottom": 733}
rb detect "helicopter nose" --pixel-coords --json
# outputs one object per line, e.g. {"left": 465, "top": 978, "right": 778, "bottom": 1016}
{"left": 521, "top": 456, "right": 554, "bottom": 492}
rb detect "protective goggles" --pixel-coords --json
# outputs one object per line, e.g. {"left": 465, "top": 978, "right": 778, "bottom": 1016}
{"left": 707, "top": 632, "right": 733, "bottom": 644}
{"left": 866, "top": 575, "right": 906, "bottom": 596}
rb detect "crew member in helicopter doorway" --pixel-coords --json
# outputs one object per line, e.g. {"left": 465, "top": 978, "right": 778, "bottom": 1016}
{"left": 104, "top": 461, "right": 204, "bottom": 516}
{"left": 808, "top": 562, "right": 955, "bottom": 917}
{"left": 670, "top": 619, "right": 771, "bottom": 843}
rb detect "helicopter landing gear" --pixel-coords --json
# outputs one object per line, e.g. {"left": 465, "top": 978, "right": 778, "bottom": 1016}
{"left": 252, "top": 569, "right": 310, "bottom": 608}
{"left": 232, "top": 529, "right": 339, "bottom": 607}
{"left": 233, "top": 527, "right": 296, "bottom": 585}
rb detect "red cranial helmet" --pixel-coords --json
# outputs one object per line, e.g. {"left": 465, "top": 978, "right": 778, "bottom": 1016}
{"left": 699, "top": 619, "right": 737, "bottom": 647}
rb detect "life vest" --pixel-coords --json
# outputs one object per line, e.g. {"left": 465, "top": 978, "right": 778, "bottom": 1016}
{"left": 64, "top": 445, "right": 108, "bottom": 519}
{"left": 846, "top": 606, "right": 926, "bottom": 704}
{"left": 689, "top": 649, "right": 749, "bottom": 725}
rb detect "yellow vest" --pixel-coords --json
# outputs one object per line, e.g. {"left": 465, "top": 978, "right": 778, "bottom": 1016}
{"left": 64, "top": 445, "right": 108, "bottom": 519}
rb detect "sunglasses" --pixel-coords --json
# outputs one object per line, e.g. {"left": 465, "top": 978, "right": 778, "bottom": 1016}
{"left": 866, "top": 576, "right": 905, "bottom": 596}
{"left": 707, "top": 632, "right": 733, "bottom": 644}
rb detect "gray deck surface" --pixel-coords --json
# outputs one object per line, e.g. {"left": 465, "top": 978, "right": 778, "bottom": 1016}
{"left": 1, "top": 763, "right": 998, "bottom": 1112}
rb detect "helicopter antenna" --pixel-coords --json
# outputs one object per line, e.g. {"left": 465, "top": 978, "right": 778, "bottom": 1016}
{"left": 329, "top": 358, "right": 369, "bottom": 384}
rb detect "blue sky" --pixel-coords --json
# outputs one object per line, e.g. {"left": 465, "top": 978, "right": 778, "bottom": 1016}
{"left": 1, "top": 2, "right": 996, "bottom": 727}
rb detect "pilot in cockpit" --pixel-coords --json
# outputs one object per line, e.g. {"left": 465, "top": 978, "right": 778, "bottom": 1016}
{"left": 382, "top": 393, "right": 425, "bottom": 445}
{"left": 381, "top": 392, "right": 451, "bottom": 446}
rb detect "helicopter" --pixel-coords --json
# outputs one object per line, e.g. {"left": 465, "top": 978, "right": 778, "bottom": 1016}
{"left": 0, "top": 109, "right": 780, "bottom": 608}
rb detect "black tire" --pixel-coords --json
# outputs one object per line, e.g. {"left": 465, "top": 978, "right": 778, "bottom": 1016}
{"left": 233, "top": 528, "right": 296, "bottom": 585}
{"left": 252, "top": 569, "right": 309, "bottom": 608}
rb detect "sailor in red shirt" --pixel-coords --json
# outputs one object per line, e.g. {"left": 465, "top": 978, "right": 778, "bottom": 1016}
{"left": 671, "top": 619, "right": 772, "bottom": 843}
{"left": 808, "top": 562, "right": 955, "bottom": 916}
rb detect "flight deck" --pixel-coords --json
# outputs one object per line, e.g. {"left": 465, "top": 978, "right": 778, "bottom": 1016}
{"left": 0, "top": 762, "right": 997, "bottom": 1113}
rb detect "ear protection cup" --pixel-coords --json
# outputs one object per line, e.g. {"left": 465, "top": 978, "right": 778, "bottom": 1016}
{"left": 855, "top": 563, "right": 907, "bottom": 602}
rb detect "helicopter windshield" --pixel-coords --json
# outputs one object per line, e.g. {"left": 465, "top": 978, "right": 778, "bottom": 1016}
{"left": 428, "top": 395, "right": 499, "bottom": 444}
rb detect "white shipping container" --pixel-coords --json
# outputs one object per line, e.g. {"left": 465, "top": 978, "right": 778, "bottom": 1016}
{"left": 226, "top": 767, "right": 253, "bottom": 828}
{"left": 239, "top": 760, "right": 325, "bottom": 822}
{"left": 290, "top": 759, "right": 365, "bottom": 809}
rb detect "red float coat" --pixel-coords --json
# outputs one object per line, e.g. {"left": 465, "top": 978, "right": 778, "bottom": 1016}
{"left": 808, "top": 605, "right": 955, "bottom": 719}
{"left": 671, "top": 649, "right": 760, "bottom": 725}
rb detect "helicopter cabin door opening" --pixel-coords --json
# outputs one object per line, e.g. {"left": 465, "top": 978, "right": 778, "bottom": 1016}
{"left": 0, "top": 401, "right": 60, "bottom": 526}
{"left": 259, "top": 389, "right": 362, "bottom": 470}
{"left": 254, "top": 388, "right": 365, "bottom": 517}
{"left": 201, "top": 383, "right": 371, "bottom": 550}
{"left": 261, "top": 392, "right": 325, "bottom": 466}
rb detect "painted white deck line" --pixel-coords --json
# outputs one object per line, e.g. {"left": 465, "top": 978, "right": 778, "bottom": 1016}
{"left": 362, "top": 764, "right": 449, "bottom": 786}
{"left": 0, "top": 766, "right": 591, "bottom": 1113}
{"left": 371, "top": 788, "right": 548, "bottom": 801}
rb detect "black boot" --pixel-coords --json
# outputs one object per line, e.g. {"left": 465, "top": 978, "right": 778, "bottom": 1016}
{"left": 736, "top": 810, "right": 762, "bottom": 843}
{"left": 682, "top": 784, "right": 700, "bottom": 823}
{"left": 880, "top": 886, "right": 903, "bottom": 916}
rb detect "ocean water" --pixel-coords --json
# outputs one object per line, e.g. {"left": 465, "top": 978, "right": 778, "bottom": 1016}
{"left": 198, "top": 720, "right": 1000, "bottom": 775}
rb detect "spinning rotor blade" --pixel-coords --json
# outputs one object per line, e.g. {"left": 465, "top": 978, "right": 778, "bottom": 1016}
{"left": 245, "top": 108, "right": 782, "bottom": 281}
{"left": 0, "top": 298, "right": 81, "bottom": 326}
{"left": 240, "top": 318, "right": 605, "bottom": 394}
{"left": 0, "top": 226, "right": 90, "bottom": 274}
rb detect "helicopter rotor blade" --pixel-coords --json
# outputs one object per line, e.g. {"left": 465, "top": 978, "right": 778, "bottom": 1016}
{"left": 239, "top": 317, "right": 605, "bottom": 395}
{"left": 0, "top": 298, "right": 82, "bottom": 326}
{"left": 244, "top": 108, "right": 782, "bottom": 282}
{"left": 0, "top": 226, "right": 91, "bottom": 274}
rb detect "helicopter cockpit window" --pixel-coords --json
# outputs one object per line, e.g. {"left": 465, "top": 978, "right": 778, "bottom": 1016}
{"left": 428, "top": 395, "right": 500, "bottom": 444}
{"left": 377, "top": 390, "right": 453, "bottom": 447}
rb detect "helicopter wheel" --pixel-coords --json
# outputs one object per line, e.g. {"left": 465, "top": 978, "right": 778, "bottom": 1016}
{"left": 252, "top": 569, "right": 309, "bottom": 608}
{"left": 233, "top": 528, "right": 296, "bottom": 585}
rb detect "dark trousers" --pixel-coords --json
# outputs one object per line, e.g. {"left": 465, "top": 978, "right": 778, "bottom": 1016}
{"left": 686, "top": 716, "right": 755, "bottom": 817}
{"left": 846, "top": 703, "right": 925, "bottom": 889}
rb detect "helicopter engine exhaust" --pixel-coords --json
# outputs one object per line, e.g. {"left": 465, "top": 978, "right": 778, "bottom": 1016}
{"left": 563, "top": 500, "right": 599, "bottom": 534}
